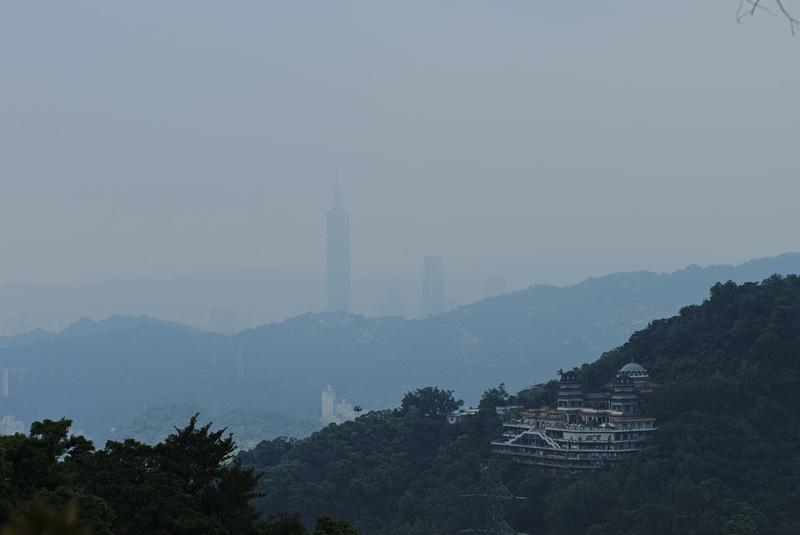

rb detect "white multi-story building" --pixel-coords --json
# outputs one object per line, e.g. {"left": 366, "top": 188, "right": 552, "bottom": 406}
{"left": 321, "top": 385, "right": 358, "bottom": 424}
{"left": 321, "top": 385, "right": 338, "bottom": 424}
{"left": 0, "top": 415, "right": 24, "bottom": 436}
{"left": 336, "top": 398, "right": 356, "bottom": 422}
{"left": 492, "top": 362, "right": 657, "bottom": 475}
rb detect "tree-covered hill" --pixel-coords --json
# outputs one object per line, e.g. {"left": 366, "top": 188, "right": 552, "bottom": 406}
{"left": 242, "top": 276, "right": 800, "bottom": 535}
{"left": 0, "top": 415, "right": 357, "bottom": 535}
{"left": 3, "top": 253, "right": 800, "bottom": 443}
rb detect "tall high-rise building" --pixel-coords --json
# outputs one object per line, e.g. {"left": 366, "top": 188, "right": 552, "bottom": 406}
{"left": 0, "top": 415, "right": 24, "bottom": 436}
{"left": 321, "top": 385, "right": 357, "bottom": 424}
{"left": 1, "top": 368, "right": 8, "bottom": 399}
{"left": 321, "top": 385, "right": 337, "bottom": 424}
{"left": 421, "top": 255, "right": 445, "bottom": 317}
{"left": 326, "top": 186, "right": 351, "bottom": 312}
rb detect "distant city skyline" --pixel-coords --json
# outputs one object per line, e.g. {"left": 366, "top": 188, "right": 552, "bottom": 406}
{"left": 3, "top": 251, "right": 800, "bottom": 336}
{"left": 2, "top": 3, "right": 799, "bottom": 289}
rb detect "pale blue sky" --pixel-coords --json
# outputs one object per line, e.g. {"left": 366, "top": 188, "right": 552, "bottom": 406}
{"left": 1, "top": 1, "right": 798, "bottom": 286}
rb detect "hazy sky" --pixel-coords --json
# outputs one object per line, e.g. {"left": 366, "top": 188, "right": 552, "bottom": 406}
{"left": 1, "top": 1, "right": 798, "bottom": 287}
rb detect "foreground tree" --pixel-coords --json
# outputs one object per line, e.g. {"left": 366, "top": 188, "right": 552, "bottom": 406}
{"left": 1, "top": 499, "right": 89, "bottom": 535}
{"left": 312, "top": 516, "right": 359, "bottom": 535}
{"left": 0, "top": 416, "right": 357, "bottom": 534}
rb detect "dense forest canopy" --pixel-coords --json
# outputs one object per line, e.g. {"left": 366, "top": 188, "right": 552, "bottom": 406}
{"left": 241, "top": 275, "right": 800, "bottom": 534}
{"left": 5, "top": 275, "right": 800, "bottom": 533}
{"left": 0, "top": 416, "right": 355, "bottom": 535}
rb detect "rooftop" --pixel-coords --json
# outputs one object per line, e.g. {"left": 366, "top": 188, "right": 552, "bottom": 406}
{"left": 619, "top": 361, "right": 648, "bottom": 375}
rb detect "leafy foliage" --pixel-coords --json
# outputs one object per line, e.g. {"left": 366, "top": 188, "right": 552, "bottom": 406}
{"left": 242, "top": 276, "right": 800, "bottom": 534}
{"left": 240, "top": 406, "right": 499, "bottom": 534}
{"left": 1, "top": 499, "right": 90, "bottom": 535}
{"left": 400, "top": 387, "right": 463, "bottom": 418}
{"left": 0, "top": 415, "right": 355, "bottom": 534}
{"left": 478, "top": 383, "right": 509, "bottom": 410}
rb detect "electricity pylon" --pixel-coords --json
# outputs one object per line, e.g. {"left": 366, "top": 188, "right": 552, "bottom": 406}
{"left": 460, "top": 459, "right": 527, "bottom": 535}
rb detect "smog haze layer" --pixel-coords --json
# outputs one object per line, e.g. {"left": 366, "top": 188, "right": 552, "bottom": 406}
{"left": 1, "top": 1, "right": 797, "bottom": 297}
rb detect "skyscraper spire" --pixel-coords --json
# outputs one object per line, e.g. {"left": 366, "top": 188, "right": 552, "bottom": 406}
{"left": 333, "top": 183, "right": 343, "bottom": 207}
{"left": 326, "top": 186, "right": 351, "bottom": 312}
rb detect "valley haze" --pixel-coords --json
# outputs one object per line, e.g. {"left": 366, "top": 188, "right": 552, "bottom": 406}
{"left": 1, "top": 2, "right": 799, "bottom": 533}
{"left": 2, "top": 253, "right": 800, "bottom": 445}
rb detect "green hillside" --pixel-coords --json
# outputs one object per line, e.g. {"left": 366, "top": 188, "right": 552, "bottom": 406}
{"left": 242, "top": 275, "right": 800, "bottom": 535}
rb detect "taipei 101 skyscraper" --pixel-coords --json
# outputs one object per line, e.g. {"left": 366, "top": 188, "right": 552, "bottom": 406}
{"left": 326, "top": 186, "right": 351, "bottom": 312}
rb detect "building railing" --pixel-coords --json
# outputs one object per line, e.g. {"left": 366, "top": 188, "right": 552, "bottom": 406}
{"left": 508, "top": 419, "right": 655, "bottom": 432}
{"left": 491, "top": 440, "right": 646, "bottom": 454}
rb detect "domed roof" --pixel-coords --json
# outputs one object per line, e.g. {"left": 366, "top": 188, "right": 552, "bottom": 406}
{"left": 619, "top": 361, "right": 648, "bottom": 376}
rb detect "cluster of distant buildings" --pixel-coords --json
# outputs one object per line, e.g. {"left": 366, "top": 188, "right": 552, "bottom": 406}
{"left": 0, "top": 368, "right": 24, "bottom": 437}
{"left": 0, "top": 415, "right": 24, "bottom": 436}
{"left": 320, "top": 385, "right": 358, "bottom": 425}
{"left": 325, "top": 186, "right": 459, "bottom": 319}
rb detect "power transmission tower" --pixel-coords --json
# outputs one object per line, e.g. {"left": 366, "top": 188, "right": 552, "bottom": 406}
{"left": 461, "top": 459, "right": 527, "bottom": 535}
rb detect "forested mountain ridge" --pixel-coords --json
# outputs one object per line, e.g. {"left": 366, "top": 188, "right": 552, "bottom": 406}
{"left": 242, "top": 275, "right": 800, "bottom": 535}
{"left": 2, "top": 253, "right": 800, "bottom": 443}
